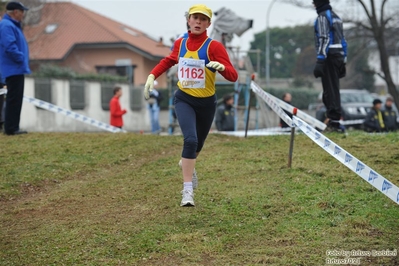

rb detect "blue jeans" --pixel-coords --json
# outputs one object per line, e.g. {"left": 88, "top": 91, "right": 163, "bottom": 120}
{"left": 148, "top": 104, "right": 160, "bottom": 133}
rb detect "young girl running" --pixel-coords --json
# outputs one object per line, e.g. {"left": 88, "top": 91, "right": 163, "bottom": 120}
{"left": 144, "top": 4, "right": 238, "bottom": 206}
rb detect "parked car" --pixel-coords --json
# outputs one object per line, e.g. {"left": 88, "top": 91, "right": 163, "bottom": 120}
{"left": 308, "top": 89, "right": 374, "bottom": 129}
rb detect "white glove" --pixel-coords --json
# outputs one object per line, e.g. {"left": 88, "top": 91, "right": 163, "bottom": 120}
{"left": 206, "top": 61, "right": 225, "bottom": 71}
{"left": 144, "top": 74, "right": 155, "bottom": 100}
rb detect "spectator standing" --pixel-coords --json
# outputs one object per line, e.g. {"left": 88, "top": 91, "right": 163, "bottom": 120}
{"left": 215, "top": 94, "right": 235, "bottom": 131}
{"left": 280, "top": 92, "right": 292, "bottom": 128}
{"left": 147, "top": 81, "right": 162, "bottom": 134}
{"left": 0, "top": 2, "right": 31, "bottom": 135}
{"left": 143, "top": 4, "right": 238, "bottom": 207}
{"left": 312, "top": 0, "right": 347, "bottom": 133}
{"left": 382, "top": 96, "right": 398, "bottom": 132}
{"left": 109, "top": 86, "right": 127, "bottom": 129}
{"left": 364, "top": 99, "right": 386, "bottom": 133}
{"left": 0, "top": 15, "right": 3, "bottom": 131}
{"left": 0, "top": 75, "right": 5, "bottom": 131}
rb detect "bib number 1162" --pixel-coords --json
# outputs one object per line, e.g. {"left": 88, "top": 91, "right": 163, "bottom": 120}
{"left": 179, "top": 67, "right": 204, "bottom": 79}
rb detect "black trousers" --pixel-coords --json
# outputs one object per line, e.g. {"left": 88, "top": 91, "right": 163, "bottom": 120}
{"left": 4, "top": 75, "right": 25, "bottom": 134}
{"left": 0, "top": 94, "right": 4, "bottom": 122}
{"left": 321, "top": 55, "right": 345, "bottom": 122}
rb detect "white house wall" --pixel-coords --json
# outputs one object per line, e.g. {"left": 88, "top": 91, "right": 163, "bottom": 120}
{"left": 18, "top": 77, "right": 288, "bottom": 133}
{"left": 20, "top": 77, "right": 157, "bottom": 133}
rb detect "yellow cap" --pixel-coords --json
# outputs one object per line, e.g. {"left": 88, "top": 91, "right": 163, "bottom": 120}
{"left": 188, "top": 4, "right": 212, "bottom": 20}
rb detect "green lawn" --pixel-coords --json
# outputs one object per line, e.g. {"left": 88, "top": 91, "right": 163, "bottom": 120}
{"left": 0, "top": 132, "right": 398, "bottom": 265}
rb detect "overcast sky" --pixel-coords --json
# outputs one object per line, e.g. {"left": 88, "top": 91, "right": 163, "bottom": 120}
{"left": 64, "top": 0, "right": 398, "bottom": 52}
{"left": 68, "top": 0, "right": 319, "bottom": 52}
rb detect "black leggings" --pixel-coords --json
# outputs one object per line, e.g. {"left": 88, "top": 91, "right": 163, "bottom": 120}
{"left": 174, "top": 89, "right": 217, "bottom": 159}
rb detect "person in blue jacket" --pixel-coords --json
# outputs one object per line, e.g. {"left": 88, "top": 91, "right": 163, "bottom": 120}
{"left": 0, "top": 16, "right": 5, "bottom": 131}
{"left": 313, "top": 0, "right": 347, "bottom": 133}
{"left": 0, "top": 70, "right": 5, "bottom": 131}
{"left": 0, "top": 2, "right": 31, "bottom": 135}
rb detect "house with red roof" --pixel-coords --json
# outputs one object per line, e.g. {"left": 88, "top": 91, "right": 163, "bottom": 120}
{"left": 24, "top": 2, "right": 171, "bottom": 87}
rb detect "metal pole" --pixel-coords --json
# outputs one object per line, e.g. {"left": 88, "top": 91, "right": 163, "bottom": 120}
{"left": 396, "top": 41, "right": 399, "bottom": 89}
{"left": 244, "top": 93, "right": 251, "bottom": 138}
{"left": 167, "top": 78, "right": 174, "bottom": 135}
{"left": 257, "top": 49, "right": 260, "bottom": 78}
{"left": 288, "top": 108, "right": 298, "bottom": 168}
{"left": 245, "top": 75, "right": 256, "bottom": 138}
{"left": 234, "top": 81, "right": 239, "bottom": 132}
{"left": 265, "top": 0, "right": 277, "bottom": 88}
{"left": 244, "top": 86, "right": 251, "bottom": 138}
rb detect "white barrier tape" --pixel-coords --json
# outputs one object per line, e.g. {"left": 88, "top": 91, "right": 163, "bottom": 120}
{"left": 24, "top": 96, "right": 126, "bottom": 133}
{"left": 217, "top": 129, "right": 290, "bottom": 137}
{"left": 0, "top": 88, "right": 6, "bottom": 95}
{"left": 250, "top": 81, "right": 326, "bottom": 131}
{"left": 260, "top": 126, "right": 292, "bottom": 132}
{"left": 271, "top": 94, "right": 327, "bottom": 131}
{"left": 250, "top": 81, "right": 293, "bottom": 128}
{"left": 341, "top": 119, "right": 364, "bottom": 126}
{"left": 293, "top": 115, "right": 399, "bottom": 205}
{"left": 219, "top": 126, "right": 291, "bottom": 133}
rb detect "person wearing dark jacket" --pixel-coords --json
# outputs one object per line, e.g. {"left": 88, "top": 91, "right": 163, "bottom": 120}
{"left": 280, "top": 92, "right": 292, "bottom": 128}
{"left": 147, "top": 81, "right": 162, "bottom": 134}
{"left": 382, "top": 96, "right": 398, "bottom": 132}
{"left": 0, "top": 71, "right": 5, "bottom": 131}
{"left": 0, "top": 16, "right": 4, "bottom": 131}
{"left": 364, "top": 99, "right": 386, "bottom": 133}
{"left": 313, "top": 0, "right": 347, "bottom": 132}
{"left": 215, "top": 94, "right": 235, "bottom": 131}
{"left": 0, "top": 2, "right": 31, "bottom": 135}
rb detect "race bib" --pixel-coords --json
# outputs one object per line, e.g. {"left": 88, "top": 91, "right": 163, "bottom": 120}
{"left": 178, "top": 58, "right": 205, "bottom": 89}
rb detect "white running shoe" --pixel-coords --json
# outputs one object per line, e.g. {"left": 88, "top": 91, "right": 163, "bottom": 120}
{"left": 178, "top": 159, "right": 198, "bottom": 189}
{"left": 180, "top": 190, "right": 195, "bottom": 207}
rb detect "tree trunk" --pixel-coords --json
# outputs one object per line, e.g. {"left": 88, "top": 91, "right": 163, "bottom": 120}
{"left": 377, "top": 38, "right": 399, "bottom": 107}
{"left": 369, "top": 11, "right": 399, "bottom": 108}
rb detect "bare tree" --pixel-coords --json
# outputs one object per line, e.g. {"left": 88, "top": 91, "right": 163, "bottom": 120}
{"left": 353, "top": 0, "right": 398, "bottom": 106}
{"left": 284, "top": 0, "right": 399, "bottom": 108}
{"left": 19, "top": 0, "right": 44, "bottom": 26}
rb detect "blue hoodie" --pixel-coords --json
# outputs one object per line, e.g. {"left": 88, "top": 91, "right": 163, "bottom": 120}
{"left": 0, "top": 14, "right": 31, "bottom": 78}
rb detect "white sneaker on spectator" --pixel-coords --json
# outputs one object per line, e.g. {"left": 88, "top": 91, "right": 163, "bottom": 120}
{"left": 178, "top": 160, "right": 198, "bottom": 189}
{"left": 180, "top": 190, "right": 195, "bottom": 207}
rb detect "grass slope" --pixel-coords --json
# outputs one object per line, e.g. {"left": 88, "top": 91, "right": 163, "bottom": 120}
{"left": 0, "top": 132, "right": 398, "bottom": 265}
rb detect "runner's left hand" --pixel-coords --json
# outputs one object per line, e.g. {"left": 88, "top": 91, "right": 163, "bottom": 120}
{"left": 206, "top": 61, "right": 225, "bottom": 71}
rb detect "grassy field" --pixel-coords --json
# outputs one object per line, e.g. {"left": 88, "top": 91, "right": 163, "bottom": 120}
{"left": 0, "top": 132, "right": 398, "bottom": 265}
